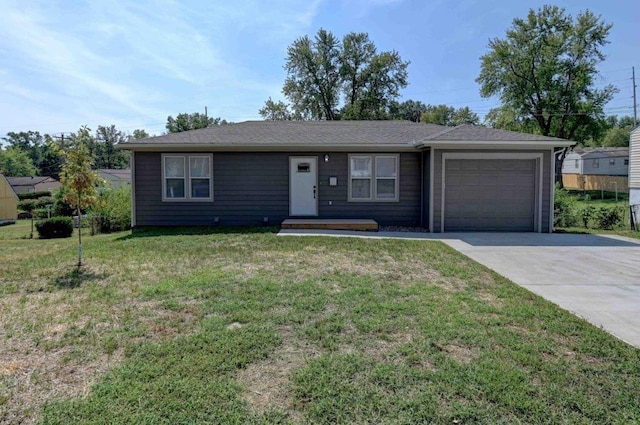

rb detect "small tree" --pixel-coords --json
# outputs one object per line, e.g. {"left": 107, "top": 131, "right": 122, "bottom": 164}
{"left": 60, "top": 127, "right": 100, "bottom": 267}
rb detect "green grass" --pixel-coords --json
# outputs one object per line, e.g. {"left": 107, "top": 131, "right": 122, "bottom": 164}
{"left": 1, "top": 224, "right": 639, "bottom": 424}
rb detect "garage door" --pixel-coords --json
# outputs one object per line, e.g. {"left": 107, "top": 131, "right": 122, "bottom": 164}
{"left": 444, "top": 159, "right": 536, "bottom": 231}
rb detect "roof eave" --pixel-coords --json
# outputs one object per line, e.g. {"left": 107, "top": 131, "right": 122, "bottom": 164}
{"left": 416, "top": 140, "right": 574, "bottom": 149}
{"left": 117, "top": 143, "right": 418, "bottom": 152}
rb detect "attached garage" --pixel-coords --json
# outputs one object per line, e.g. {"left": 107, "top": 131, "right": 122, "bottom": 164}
{"left": 444, "top": 158, "right": 538, "bottom": 231}
{"left": 431, "top": 152, "right": 548, "bottom": 233}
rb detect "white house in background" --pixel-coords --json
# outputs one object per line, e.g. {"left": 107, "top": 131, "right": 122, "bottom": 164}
{"left": 630, "top": 127, "right": 640, "bottom": 206}
{"left": 562, "top": 147, "right": 629, "bottom": 176}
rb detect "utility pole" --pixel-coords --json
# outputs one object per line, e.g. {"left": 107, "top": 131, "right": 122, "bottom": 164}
{"left": 52, "top": 132, "right": 73, "bottom": 150}
{"left": 205, "top": 106, "right": 208, "bottom": 119}
{"left": 633, "top": 66, "right": 637, "bottom": 127}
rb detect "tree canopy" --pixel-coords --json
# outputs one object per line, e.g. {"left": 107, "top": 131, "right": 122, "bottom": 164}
{"left": 0, "top": 146, "right": 37, "bottom": 176}
{"left": 420, "top": 105, "right": 480, "bottom": 126}
{"left": 166, "top": 112, "right": 227, "bottom": 133}
{"left": 264, "top": 29, "right": 409, "bottom": 120}
{"left": 476, "top": 5, "right": 617, "bottom": 143}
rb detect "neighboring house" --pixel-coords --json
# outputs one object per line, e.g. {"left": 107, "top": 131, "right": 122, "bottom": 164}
{"left": 98, "top": 169, "right": 131, "bottom": 188}
{"left": 630, "top": 127, "right": 640, "bottom": 206}
{"left": 118, "top": 121, "right": 572, "bottom": 232}
{"left": 562, "top": 147, "right": 629, "bottom": 176}
{"left": 6, "top": 176, "right": 62, "bottom": 194}
{"left": 0, "top": 174, "right": 18, "bottom": 224}
{"left": 561, "top": 147, "right": 629, "bottom": 193}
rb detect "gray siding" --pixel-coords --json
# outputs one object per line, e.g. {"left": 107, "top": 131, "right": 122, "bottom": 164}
{"left": 134, "top": 152, "right": 422, "bottom": 226}
{"left": 431, "top": 149, "right": 552, "bottom": 233}
{"left": 581, "top": 153, "right": 629, "bottom": 176}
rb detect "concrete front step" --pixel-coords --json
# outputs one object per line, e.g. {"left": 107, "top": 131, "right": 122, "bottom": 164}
{"left": 281, "top": 219, "right": 378, "bottom": 231}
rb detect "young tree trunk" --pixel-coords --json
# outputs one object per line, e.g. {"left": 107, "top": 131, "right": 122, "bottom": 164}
{"left": 77, "top": 204, "right": 83, "bottom": 268}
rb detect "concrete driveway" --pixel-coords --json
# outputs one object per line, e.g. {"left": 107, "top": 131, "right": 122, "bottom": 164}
{"left": 279, "top": 229, "right": 640, "bottom": 347}
{"left": 439, "top": 233, "right": 640, "bottom": 348}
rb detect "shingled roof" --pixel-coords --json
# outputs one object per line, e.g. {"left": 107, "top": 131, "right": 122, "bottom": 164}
{"left": 119, "top": 121, "right": 570, "bottom": 149}
{"left": 6, "top": 176, "right": 57, "bottom": 186}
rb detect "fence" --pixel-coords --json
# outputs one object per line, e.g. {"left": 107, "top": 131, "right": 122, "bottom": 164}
{"left": 562, "top": 174, "right": 629, "bottom": 193}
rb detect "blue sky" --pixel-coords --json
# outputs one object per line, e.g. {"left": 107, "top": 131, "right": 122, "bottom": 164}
{"left": 0, "top": 0, "right": 637, "bottom": 139}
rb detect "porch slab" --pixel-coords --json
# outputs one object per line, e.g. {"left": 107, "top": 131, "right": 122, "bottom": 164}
{"left": 281, "top": 219, "right": 378, "bottom": 231}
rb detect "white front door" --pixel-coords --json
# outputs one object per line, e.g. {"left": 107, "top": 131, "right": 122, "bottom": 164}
{"left": 290, "top": 157, "right": 318, "bottom": 216}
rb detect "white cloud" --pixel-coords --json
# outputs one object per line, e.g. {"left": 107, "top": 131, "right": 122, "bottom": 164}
{"left": 0, "top": 0, "right": 325, "bottom": 135}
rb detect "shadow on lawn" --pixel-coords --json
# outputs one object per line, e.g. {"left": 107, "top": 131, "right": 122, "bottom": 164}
{"left": 116, "top": 225, "right": 279, "bottom": 240}
{"left": 53, "top": 267, "right": 108, "bottom": 289}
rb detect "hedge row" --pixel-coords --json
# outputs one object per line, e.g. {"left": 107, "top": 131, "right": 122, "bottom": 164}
{"left": 17, "top": 191, "right": 52, "bottom": 200}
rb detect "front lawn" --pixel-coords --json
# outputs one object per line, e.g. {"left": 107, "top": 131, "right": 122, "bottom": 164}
{"left": 1, "top": 225, "right": 639, "bottom": 424}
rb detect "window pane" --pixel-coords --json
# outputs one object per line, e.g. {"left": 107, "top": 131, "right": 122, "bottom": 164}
{"left": 190, "top": 157, "right": 210, "bottom": 178}
{"left": 376, "top": 179, "right": 396, "bottom": 199}
{"left": 351, "top": 179, "right": 371, "bottom": 198}
{"left": 376, "top": 157, "right": 397, "bottom": 178}
{"left": 191, "top": 178, "right": 210, "bottom": 198}
{"left": 165, "top": 157, "right": 185, "bottom": 177}
{"left": 351, "top": 157, "right": 371, "bottom": 178}
{"left": 166, "top": 178, "right": 185, "bottom": 198}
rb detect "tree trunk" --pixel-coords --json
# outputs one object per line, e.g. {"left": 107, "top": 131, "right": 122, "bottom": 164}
{"left": 555, "top": 147, "right": 569, "bottom": 188}
{"left": 77, "top": 204, "right": 83, "bottom": 268}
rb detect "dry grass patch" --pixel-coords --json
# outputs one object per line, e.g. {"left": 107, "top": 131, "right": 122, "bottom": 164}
{"left": 236, "top": 325, "right": 320, "bottom": 421}
{"left": 444, "top": 344, "right": 476, "bottom": 364}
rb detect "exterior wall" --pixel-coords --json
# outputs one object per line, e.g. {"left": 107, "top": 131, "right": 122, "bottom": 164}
{"left": 0, "top": 175, "right": 18, "bottom": 221}
{"left": 11, "top": 179, "right": 62, "bottom": 194}
{"left": 99, "top": 172, "right": 131, "bottom": 189}
{"left": 431, "top": 149, "right": 553, "bottom": 233}
{"left": 34, "top": 180, "right": 62, "bottom": 192}
{"left": 561, "top": 152, "right": 583, "bottom": 175}
{"left": 134, "top": 151, "right": 422, "bottom": 226}
{"left": 630, "top": 127, "right": 640, "bottom": 205}
{"left": 581, "top": 152, "right": 628, "bottom": 176}
{"left": 562, "top": 174, "right": 629, "bottom": 192}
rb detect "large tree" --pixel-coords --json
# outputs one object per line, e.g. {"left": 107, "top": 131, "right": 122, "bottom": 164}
{"left": 259, "top": 97, "right": 297, "bottom": 121}
{"left": 389, "top": 100, "right": 428, "bottom": 122}
{"left": 0, "top": 146, "right": 37, "bottom": 176}
{"left": 477, "top": 5, "right": 616, "bottom": 143}
{"left": 268, "top": 29, "right": 409, "bottom": 120}
{"left": 166, "top": 112, "right": 226, "bottom": 133}
{"left": 420, "top": 105, "right": 480, "bottom": 126}
{"left": 93, "top": 125, "right": 130, "bottom": 169}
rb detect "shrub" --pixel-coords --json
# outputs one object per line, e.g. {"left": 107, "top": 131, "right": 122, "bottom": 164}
{"left": 36, "top": 217, "right": 73, "bottom": 239}
{"left": 595, "top": 206, "right": 624, "bottom": 230}
{"left": 33, "top": 208, "right": 49, "bottom": 219}
{"left": 17, "top": 190, "right": 52, "bottom": 200}
{"left": 90, "top": 186, "right": 131, "bottom": 233}
{"left": 34, "top": 196, "right": 54, "bottom": 209}
{"left": 52, "top": 188, "right": 75, "bottom": 217}
{"left": 554, "top": 184, "right": 578, "bottom": 227}
{"left": 18, "top": 199, "right": 37, "bottom": 213}
{"left": 580, "top": 206, "right": 596, "bottom": 229}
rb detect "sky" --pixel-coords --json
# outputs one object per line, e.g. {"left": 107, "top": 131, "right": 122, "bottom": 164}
{"left": 0, "top": 0, "right": 638, "bottom": 140}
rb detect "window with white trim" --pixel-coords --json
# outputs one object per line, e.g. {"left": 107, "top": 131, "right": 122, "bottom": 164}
{"left": 574, "top": 159, "right": 579, "bottom": 168}
{"left": 349, "top": 154, "right": 399, "bottom": 202}
{"left": 592, "top": 158, "right": 599, "bottom": 168}
{"left": 162, "top": 154, "right": 213, "bottom": 201}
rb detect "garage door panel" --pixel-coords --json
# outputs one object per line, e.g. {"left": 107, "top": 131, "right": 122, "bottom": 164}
{"left": 444, "top": 159, "right": 536, "bottom": 232}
